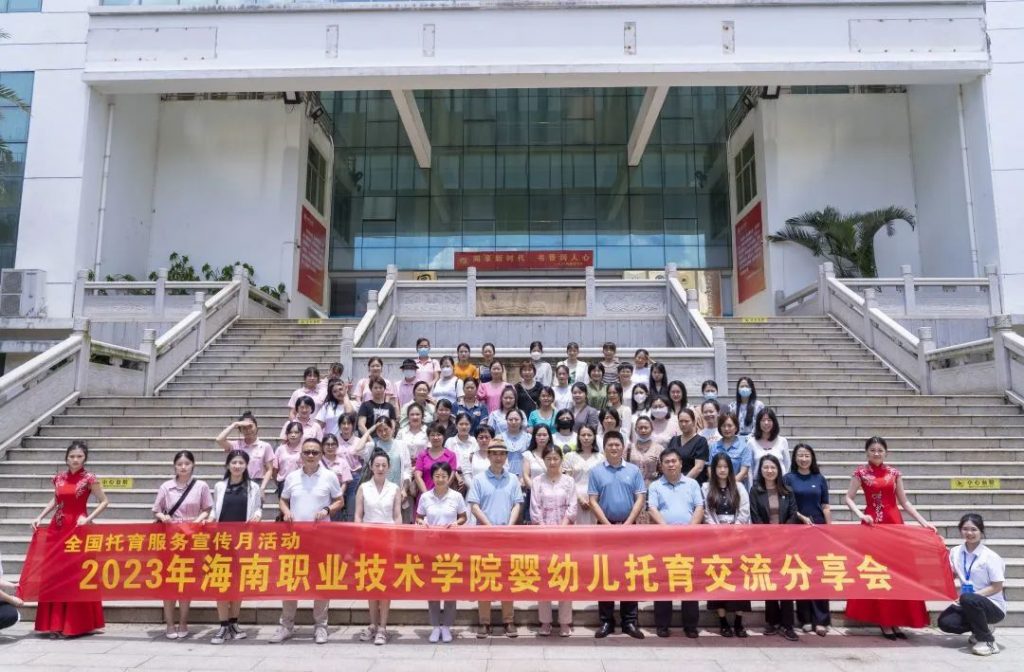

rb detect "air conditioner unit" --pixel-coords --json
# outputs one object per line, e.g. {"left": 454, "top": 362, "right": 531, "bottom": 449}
{"left": 0, "top": 269, "right": 47, "bottom": 318}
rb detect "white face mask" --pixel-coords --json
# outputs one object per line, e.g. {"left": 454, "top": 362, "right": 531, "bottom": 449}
{"left": 441, "top": 367, "right": 454, "bottom": 377}
{"left": 530, "top": 351, "right": 542, "bottom": 361}
{"left": 651, "top": 407, "right": 669, "bottom": 419}
{"left": 634, "top": 393, "right": 647, "bottom": 404}
{"left": 403, "top": 370, "right": 416, "bottom": 381}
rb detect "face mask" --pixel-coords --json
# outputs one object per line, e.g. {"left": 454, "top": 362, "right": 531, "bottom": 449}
{"left": 418, "top": 347, "right": 430, "bottom": 358}
{"left": 530, "top": 351, "right": 542, "bottom": 361}
{"left": 738, "top": 387, "right": 752, "bottom": 399}
{"left": 637, "top": 435, "right": 652, "bottom": 443}
{"left": 651, "top": 407, "right": 669, "bottom": 419}
{"left": 556, "top": 420, "right": 573, "bottom": 431}
{"left": 634, "top": 393, "right": 647, "bottom": 404}
{"left": 704, "top": 391, "right": 717, "bottom": 401}
{"left": 441, "top": 367, "right": 453, "bottom": 377}
{"left": 403, "top": 370, "right": 415, "bottom": 381}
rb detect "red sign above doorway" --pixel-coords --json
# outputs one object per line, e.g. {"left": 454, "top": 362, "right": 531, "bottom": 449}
{"left": 454, "top": 250, "right": 593, "bottom": 271}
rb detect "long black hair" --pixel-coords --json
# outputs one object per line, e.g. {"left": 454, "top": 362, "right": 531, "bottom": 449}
{"left": 706, "top": 453, "right": 741, "bottom": 514}
{"left": 649, "top": 362, "right": 669, "bottom": 398}
{"left": 65, "top": 440, "right": 89, "bottom": 463}
{"left": 755, "top": 454, "right": 791, "bottom": 495}
{"left": 753, "top": 407, "right": 780, "bottom": 442}
{"left": 666, "top": 380, "right": 688, "bottom": 414}
{"left": 790, "top": 443, "right": 820, "bottom": 475}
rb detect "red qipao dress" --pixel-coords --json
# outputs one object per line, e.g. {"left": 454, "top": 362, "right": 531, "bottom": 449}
{"left": 34, "top": 469, "right": 105, "bottom": 636}
{"left": 844, "top": 463, "right": 930, "bottom": 628}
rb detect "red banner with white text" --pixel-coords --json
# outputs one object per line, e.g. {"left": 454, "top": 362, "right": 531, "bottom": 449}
{"left": 18, "top": 523, "right": 955, "bottom": 602}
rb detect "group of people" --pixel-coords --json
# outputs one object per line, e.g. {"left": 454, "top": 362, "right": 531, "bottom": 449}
{"left": 12, "top": 338, "right": 1005, "bottom": 657}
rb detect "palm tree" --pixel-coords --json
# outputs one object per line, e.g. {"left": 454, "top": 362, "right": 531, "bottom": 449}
{"left": 767, "top": 206, "right": 915, "bottom": 278}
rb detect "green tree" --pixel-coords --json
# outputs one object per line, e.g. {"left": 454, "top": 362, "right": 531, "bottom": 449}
{"left": 767, "top": 206, "right": 916, "bottom": 278}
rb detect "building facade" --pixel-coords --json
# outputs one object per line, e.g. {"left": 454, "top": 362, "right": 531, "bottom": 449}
{"left": 0, "top": 0, "right": 1020, "bottom": 322}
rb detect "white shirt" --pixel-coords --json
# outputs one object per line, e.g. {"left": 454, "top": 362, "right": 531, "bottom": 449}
{"left": 557, "top": 359, "right": 590, "bottom": 386}
{"left": 950, "top": 543, "right": 1007, "bottom": 613}
{"left": 281, "top": 466, "right": 343, "bottom": 522}
{"left": 552, "top": 385, "right": 573, "bottom": 411}
{"left": 416, "top": 488, "right": 468, "bottom": 526}
{"left": 750, "top": 436, "right": 791, "bottom": 489}
{"left": 445, "top": 435, "right": 478, "bottom": 471}
{"left": 431, "top": 375, "right": 463, "bottom": 405}
{"left": 523, "top": 449, "right": 546, "bottom": 480}
{"left": 359, "top": 479, "right": 400, "bottom": 524}
{"left": 315, "top": 402, "right": 347, "bottom": 438}
{"left": 534, "top": 361, "right": 553, "bottom": 387}
{"left": 631, "top": 367, "right": 651, "bottom": 388}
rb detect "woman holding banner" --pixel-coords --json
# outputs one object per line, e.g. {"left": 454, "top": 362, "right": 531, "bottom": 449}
{"left": 844, "top": 436, "right": 937, "bottom": 639}
{"left": 31, "top": 441, "right": 109, "bottom": 637}
{"left": 152, "top": 450, "right": 213, "bottom": 639}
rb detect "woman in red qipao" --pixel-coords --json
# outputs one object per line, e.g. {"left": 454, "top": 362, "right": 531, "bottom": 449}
{"left": 31, "top": 441, "right": 109, "bottom": 637}
{"left": 844, "top": 436, "right": 937, "bottom": 639}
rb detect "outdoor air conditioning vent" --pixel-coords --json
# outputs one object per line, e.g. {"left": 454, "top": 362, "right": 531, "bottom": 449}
{"left": 0, "top": 269, "right": 47, "bottom": 318}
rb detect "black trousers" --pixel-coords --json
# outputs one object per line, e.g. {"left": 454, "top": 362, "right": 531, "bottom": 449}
{"left": 0, "top": 603, "right": 19, "bottom": 630}
{"left": 598, "top": 601, "right": 638, "bottom": 627}
{"left": 937, "top": 593, "right": 1004, "bottom": 643}
{"left": 654, "top": 601, "right": 699, "bottom": 629}
{"left": 764, "top": 600, "right": 794, "bottom": 628}
{"left": 796, "top": 599, "right": 831, "bottom": 627}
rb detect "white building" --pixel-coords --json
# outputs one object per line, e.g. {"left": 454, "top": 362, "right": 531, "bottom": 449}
{"left": 0, "top": 0, "right": 1021, "bottom": 338}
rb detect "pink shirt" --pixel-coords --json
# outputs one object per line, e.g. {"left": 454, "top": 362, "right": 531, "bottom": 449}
{"left": 414, "top": 448, "right": 459, "bottom": 483}
{"left": 529, "top": 473, "right": 578, "bottom": 526}
{"left": 274, "top": 444, "right": 303, "bottom": 482}
{"left": 395, "top": 378, "right": 418, "bottom": 407}
{"left": 336, "top": 434, "right": 363, "bottom": 472}
{"left": 280, "top": 417, "right": 324, "bottom": 442}
{"left": 288, "top": 386, "right": 326, "bottom": 413}
{"left": 227, "top": 439, "right": 275, "bottom": 479}
{"left": 480, "top": 381, "right": 508, "bottom": 413}
{"left": 355, "top": 377, "right": 397, "bottom": 402}
{"left": 322, "top": 454, "right": 354, "bottom": 486}
{"left": 152, "top": 479, "right": 214, "bottom": 522}
{"left": 415, "top": 358, "right": 441, "bottom": 384}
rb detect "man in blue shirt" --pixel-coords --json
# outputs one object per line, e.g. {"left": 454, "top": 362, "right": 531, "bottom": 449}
{"left": 588, "top": 430, "right": 646, "bottom": 639}
{"left": 648, "top": 446, "right": 705, "bottom": 639}
{"left": 467, "top": 437, "right": 523, "bottom": 639}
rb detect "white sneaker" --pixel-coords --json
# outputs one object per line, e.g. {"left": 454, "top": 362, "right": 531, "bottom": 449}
{"left": 972, "top": 641, "right": 998, "bottom": 656}
{"left": 314, "top": 626, "right": 329, "bottom": 645}
{"left": 440, "top": 626, "right": 453, "bottom": 643}
{"left": 429, "top": 627, "right": 441, "bottom": 643}
{"left": 268, "top": 626, "right": 292, "bottom": 644}
{"left": 358, "top": 626, "right": 376, "bottom": 642}
{"left": 801, "top": 624, "right": 813, "bottom": 633}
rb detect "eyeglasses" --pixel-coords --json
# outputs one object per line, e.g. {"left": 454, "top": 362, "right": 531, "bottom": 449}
{"left": 302, "top": 450, "right": 322, "bottom": 457}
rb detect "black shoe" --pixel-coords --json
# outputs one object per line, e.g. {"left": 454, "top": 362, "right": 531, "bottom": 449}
{"left": 684, "top": 628, "right": 699, "bottom": 639}
{"left": 735, "top": 624, "right": 749, "bottom": 638}
{"left": 623, "top": 624, "right": 645, "bottom": 640}
{"left": 782, "top": 627, "right": 799, "bottom": 642}
{"left": 720, "top": 623, "right": 734, "bottom": 638}
{"left": 656, "top": 627, "right": 671, "bottom": 638}
{"left": 764, "top": 624, "right": 778, "bottom": 636}
{"left": 893, "top": 628, "right": 908, "bottom": 640}
{"left": 594, "top": 623, "right": 614, "bottom": 639}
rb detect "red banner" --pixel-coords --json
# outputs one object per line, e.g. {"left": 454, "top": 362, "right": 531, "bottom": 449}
{"left": 735, "top": 202, "right": 766, "bottom": 304}
{"left": 297, "top": 206, "right": 327, "bottom": 305}
{"left": 454, "top": 250, "right": 593, "bottom": 271}
{"left": 18, "top": 523, "right": 955, "bottom": 603}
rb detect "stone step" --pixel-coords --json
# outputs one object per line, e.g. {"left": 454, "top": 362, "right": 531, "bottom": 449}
{"left": 63, "top": 405, "right": 292, "bottom": 418}
{"left": 10, "top": 599, "right": 1024, "bottom": 628}
{"left": 170, "top": 374, "right": 344, "bottom": 384}
{"left": 775, "top": 414, "right": 1024, "bottom": 427}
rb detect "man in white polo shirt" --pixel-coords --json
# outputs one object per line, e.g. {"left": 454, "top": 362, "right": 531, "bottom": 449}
{"left": 270, "top": 438, "right": 343, "bottom": 645}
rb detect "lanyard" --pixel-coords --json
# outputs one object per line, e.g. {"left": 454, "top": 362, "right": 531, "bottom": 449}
{"left": 962, "top": 549, "right": 978, "bottom": 582}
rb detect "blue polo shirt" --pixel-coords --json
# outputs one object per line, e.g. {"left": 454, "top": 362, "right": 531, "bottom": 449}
{"left": 466, "top": 468, "right": 524, "bottom": 526}
{"left": 588, "top": 460, "right": 645, "bottom": 523}
{"left": 710, "top": 436, "right": 753, "bottom": 477}
{"left": 648, "top": 475, "right": 704, "bottom": 524}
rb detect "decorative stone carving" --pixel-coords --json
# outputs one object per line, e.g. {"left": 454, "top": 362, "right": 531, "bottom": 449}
{"left": 597, "top": 289, "right": 664, "bottom": 315}
{"left": 398, "top": 289, "right": 465, "bottom": 316}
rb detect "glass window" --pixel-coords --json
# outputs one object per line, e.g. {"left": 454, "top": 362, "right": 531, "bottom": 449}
{"left": 2, "top": 0, "right": 42, "bottom": 12}
{"left": 325, "top": 86, "right": 734, "bottom": 281}
{"left": 305, "top": 144, "right": 328, "bottom": 216}
{"left": 733, "top": 137, "right": 757, "bottom": 213}
{"left": 0, "top": 71, "right": 32, "bottom": 271}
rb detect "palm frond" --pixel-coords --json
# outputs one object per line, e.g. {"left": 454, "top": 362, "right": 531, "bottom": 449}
{"left": 0, "top": 83, "right": 28, "bottom": 111}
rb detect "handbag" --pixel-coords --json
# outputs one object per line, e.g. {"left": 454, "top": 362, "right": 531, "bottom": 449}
{"left": 160, "top": 479, "right": 197, "bottom": 521}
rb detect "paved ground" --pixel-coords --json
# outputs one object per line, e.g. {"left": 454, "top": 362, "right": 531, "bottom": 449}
{"left": 0, "top": 623, "right": 1018, "bottom": 671}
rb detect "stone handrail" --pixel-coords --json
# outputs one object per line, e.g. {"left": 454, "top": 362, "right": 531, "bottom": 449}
{"left": 354, "top": 264, "right": 398, "bottom": 348}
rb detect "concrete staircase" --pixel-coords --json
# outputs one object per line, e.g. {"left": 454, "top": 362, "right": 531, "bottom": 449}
{"left": 710, "top": 316, "right": 1024, "bottom": 625}
{"left": 2, "top": 315, "right": 1020, "bottom": 626}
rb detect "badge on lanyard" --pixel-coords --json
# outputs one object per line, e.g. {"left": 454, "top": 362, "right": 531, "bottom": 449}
{"left": 960, "top": 550, "right": 977, "bottom": 594}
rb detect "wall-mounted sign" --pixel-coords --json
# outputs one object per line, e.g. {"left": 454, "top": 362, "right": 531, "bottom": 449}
{"left": 735, "top": 202, "right": 766, "bottom": 303}
{"left": 455, "top": 250, "right": 593, "bottom": 271}
{"left": 298, "top": 206, "right": 327, "bottom": 305}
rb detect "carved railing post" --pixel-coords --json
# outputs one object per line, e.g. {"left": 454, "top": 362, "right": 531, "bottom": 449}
{"left": 991, "top": 314, "right": 1013, "bottom": 395}
{"left": 154, "top": 267, "right": 168, "bottom": 319}
{"left": 917, "top": 326, "right": 935, "bottom": 394}
{"left": 862, "top": 288, "right": 878, "bottom": 348}
{"left": 901, "top": 264, "right": 916, "bottom": 316}
{"left": 466, "top": 266, "right": 477, "bottom": 318}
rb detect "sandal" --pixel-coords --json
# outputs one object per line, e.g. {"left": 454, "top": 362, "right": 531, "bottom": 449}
{"left": 538, "top": 624, "right": 552, "bottom": 637}
{"left": 359, "top": 625, "right": 377, "bottom": 642}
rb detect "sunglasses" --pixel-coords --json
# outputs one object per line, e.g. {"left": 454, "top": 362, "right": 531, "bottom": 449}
{"left": 302, "top": 450, "right": 322, "bottom": 457}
